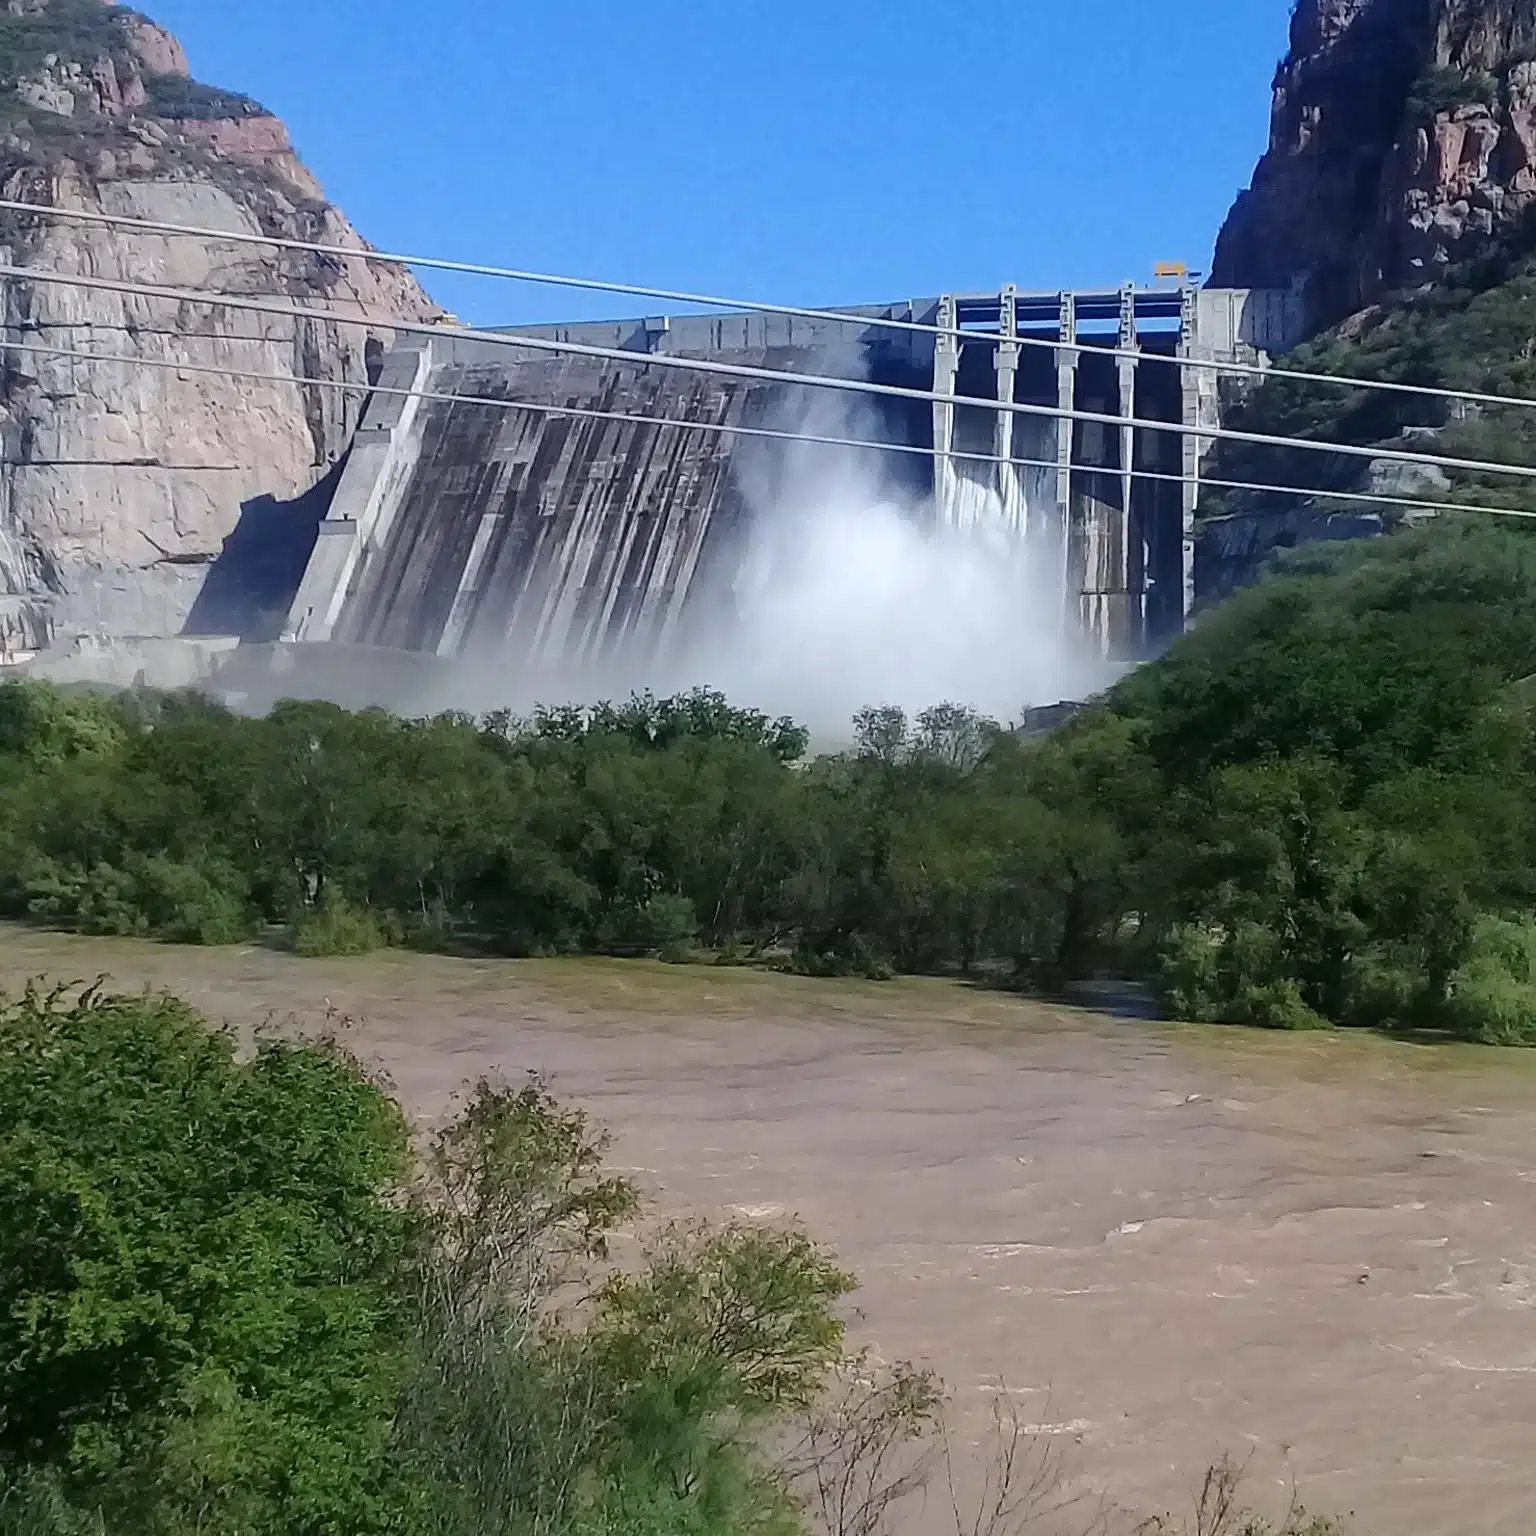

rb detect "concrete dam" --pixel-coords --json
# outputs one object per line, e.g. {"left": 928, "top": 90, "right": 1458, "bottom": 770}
{"left": 270, "top": 281, "right": 1303, "bottom": 698}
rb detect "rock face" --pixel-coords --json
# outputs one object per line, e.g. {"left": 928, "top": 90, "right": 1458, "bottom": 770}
{"left": 0, "top": 0, "right": 440, "bottom": 661}
{"left": 1213, "top": 0, "right": 1536, "bottom": 331}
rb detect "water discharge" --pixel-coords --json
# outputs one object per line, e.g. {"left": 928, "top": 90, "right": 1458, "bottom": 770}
{"left": 658, "top": 399, "right": 1115, "bottom": 740}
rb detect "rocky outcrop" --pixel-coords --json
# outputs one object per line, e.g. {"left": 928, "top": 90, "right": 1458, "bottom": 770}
{"left": 0, "top": 0, "right": 440, "bottom": 661}
{"left": 122, "top": 16, "right": 187, "bottom": 79}
{"left": 1213, "top": 0, "right": 1536, "bottom": 331}
{"left": 173, "top": 117, "right": 324, "bottom": 200}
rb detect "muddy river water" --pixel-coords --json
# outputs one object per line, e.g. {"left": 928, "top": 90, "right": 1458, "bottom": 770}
{"left": 4, "top": 927, "right": 1535, "bottom": 1533}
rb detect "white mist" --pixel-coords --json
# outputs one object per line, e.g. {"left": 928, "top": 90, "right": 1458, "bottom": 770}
{"left": 661, "top": 399, "right": 1113, "bottom": 741}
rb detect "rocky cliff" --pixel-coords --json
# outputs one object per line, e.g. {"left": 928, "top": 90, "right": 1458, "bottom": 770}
{"left": 0, "top": 0, "right": 440, "bottom": 663}
{"left": 1200, "top": 0, "right": 1536, "bottom": 600}
{"left": 1214, "top": 0, "right": 1536, "bottom": 329}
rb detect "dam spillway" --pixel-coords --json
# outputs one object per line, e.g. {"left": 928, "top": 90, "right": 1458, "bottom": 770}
{"left": 281, "top": 283, "right": 1304, "bottom": 676}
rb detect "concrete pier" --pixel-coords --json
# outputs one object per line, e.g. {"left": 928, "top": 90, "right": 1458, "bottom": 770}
{"left": 1117, "top": 284, "right": 1141, "bottom": 646}
{"left": 931, "top": 294, "right": 960, "bottom": 526}
{"left": 1055, "top": 292, "right": 1079, "bottom": 604}
{"left": 993, "top": 285, "right": 1025, "bottom": 536}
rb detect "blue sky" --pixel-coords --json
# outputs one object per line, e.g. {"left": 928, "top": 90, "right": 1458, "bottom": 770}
{"left": 140, "top": 0, "right": 1295, "bottom": 327}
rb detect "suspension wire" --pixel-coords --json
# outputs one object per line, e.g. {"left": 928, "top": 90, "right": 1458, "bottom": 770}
{"left": 1, "top": 196, "right": 1533, "bottom": 416}
{"left": 7, "top": 261, "right": 1536, "bottom": 487}
{"left": 7, "top": 336, "right": 1533, "bottom": 525}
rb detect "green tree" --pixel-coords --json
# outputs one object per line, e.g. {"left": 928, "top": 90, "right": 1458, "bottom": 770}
{"left": 0, "top": 986, "right": 414, "bottom": 1535}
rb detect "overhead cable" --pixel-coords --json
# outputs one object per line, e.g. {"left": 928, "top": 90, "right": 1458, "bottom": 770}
{"left": 6, "top": 336, "right": 1533, "bottom": 526}
{"left": 6, "top": 261, "right": 1536, "bottom": 485}
{"left": 1, "top": 197, "right": 1533, "bottom": 416}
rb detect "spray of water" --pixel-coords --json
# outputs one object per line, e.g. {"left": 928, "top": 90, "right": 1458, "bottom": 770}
{"left": 658, "top": 397, "right": 1114, "bottom": 741}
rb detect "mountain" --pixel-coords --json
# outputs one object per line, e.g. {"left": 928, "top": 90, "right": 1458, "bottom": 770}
{"left": 0, "top": 0, "right": 440, "bottom": 665}
{"left": 1214, "top": 0, "right": 1536, "bottom": 331}
{"left": 1200, "top": 0, "right": 1536, "bottom": 599}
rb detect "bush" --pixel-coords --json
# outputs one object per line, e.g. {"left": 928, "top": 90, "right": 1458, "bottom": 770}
{"left": 17, "top": 854, "right": 254, "bottom": 946}
{"left": 1137, "top": 1455, "right": 1350, "bottom": 1535}
{"left": 600, "top": 892, "right": 698, "bottom": 960}
{"left": 397, "top": 1072, "right": 858, "bottom": 1536}
{"left": 1445, "top": 913, "right": 1536, "bottom": 1044}
{"left": 1406, "top": 65, "right": 1497, "bottom": 119}
{"left": 142, "top": 72, "right": 265, "bottom": 121}
{"left": 292, "top": 888, "right": 391, "bottom": 957}
{"left": 0, "top": 984, "right": 1359, "bottom": 1536}
{"left": 0, "top": 0, "right": 123, "bottom": 89}
{"left": 786, "top": 934, "right": 894, "bottom": 982}
{"left": 1159, "top": 924, "right": 1328, "bottom": 1031}
{"left": 0, "top": 985, "right": 413, "bottom": 1533}
{"left": 127, "top": 855, "right": 253, "bottom": 945}
{"left": 8, "top": 521, "right": 1536, "bottom": 1048}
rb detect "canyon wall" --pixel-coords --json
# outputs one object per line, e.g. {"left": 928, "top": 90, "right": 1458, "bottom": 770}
{"left": 0, "top": 0, "right": 440, "bottom": 661}
{"left": 1214, "top": 0, "right": 1536, "bottom": 328}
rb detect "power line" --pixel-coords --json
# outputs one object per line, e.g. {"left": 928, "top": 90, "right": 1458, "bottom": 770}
{"left": 7, "top": 336, "right": 1534, "bottom": 526}
{"left": 8, "top": 261, "right": 1536, "bottom": 487}
{"left": 1, "top": 196, "right": 1532, "bottom": 416}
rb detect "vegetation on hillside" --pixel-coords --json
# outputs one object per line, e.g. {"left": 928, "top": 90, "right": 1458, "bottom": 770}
{"left": 1197, "top": 238, "right": 1536, "bottom": 592}
{"left": 0, "top": 0, "right": 125, "bottom": 85}
{"left": 0, "top": 0, "right": 264, "bottom": 150}
{"left": 6, "top": 521, "right": 1536, "bottom": 1041}
{"left": 0, "top": 985, "right": 1346, "bottom": 1536}
{"left": 141, "top": 71, "right": 262, "bottom": 121}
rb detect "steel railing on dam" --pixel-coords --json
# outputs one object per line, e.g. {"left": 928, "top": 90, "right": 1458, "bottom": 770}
{"left": 281, "top": 284, "right": 1306, "bottom": 669}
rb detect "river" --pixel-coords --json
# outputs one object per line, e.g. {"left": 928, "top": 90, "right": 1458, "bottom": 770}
{"left": 4, "top": 927, "right": 1534, "bottom": 1534}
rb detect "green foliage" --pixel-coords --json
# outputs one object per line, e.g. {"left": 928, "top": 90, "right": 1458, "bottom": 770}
{"left": 0, "top": 0, "right": 123, "bottom": 87}
{"left": 11, "top": 525, "right": 1536, "bottom": 1043}
{"left": 1406, "top": 65, "right": 1496, "bottom": 120}
{"left": 0, "top": 985, "right": 413, "bottom": 1534}
{"left": 1446, "top": 913, "right": 1536, "bottom": 1044}
{"left": 1160, "top": 924, "right": 1327, "bottom": 1031}
{"left": 19, "top": 853, "right": 253, "bottom": 945}
{"left": 0, "top": 682, "right": 125, "bottom": 769}
{"left": 0, "top": 0, "right": 268, "bottom": 188}
{"left": 1196, "top": 250, "right": 1536, "bottom": 592}
{"left": 0, "top": 988, "right": 863, "bottom": 1536}
{"left": 594, "top": 1222, "right": 855, "bottom": 1413}
{"left": 399, "top": 1073, "right": 854, "bottom": 1536}
{"left": 293, "top": 887, "right": 391, "bottom": 958}
{"left": 1117, "top": 523, "right": 1536, "bottom": 1035}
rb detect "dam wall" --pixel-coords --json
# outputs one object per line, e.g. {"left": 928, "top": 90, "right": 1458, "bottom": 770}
{"left": 280, "top": 283, "right": 1305, "bottom": 675}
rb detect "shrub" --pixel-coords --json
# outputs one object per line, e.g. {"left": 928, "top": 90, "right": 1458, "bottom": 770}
{"left": 1159, "top": 924, "right": 1328, "bottom": 1031}
{"left": 396, "top": 1078, "right": 854, "bottom": 1536}
{"left": 599, "top": 893, "right": 698, "bottom": 960}
{"left": 292, "top": 888, "right": 391, "bottom": 957}
{"left": 0, "top": 985, "right": 413, "bottom": 1532}
{"left": 0, "top": 984, "right": 1360, "bottom": 1536}
{"left": 1406, "top": 65, "right": 1497, "bottom": 119}
{"left": 125, "top": 855, "right": 253, "bottom": 945}
{"left": 1136, "top": 1455, "right": 1350, "bottom": 1534}
{"left": 787, "top": 934, "right": 894, "bottom": 982}
{"left": 142, "top": 72, "right": 265, "bottom": 121}
{"left": 18, "top": 854, "right": 253, "bottom": 946}
{"left": 1445, "top": 913, "right": 1536, "bottom": 1044}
